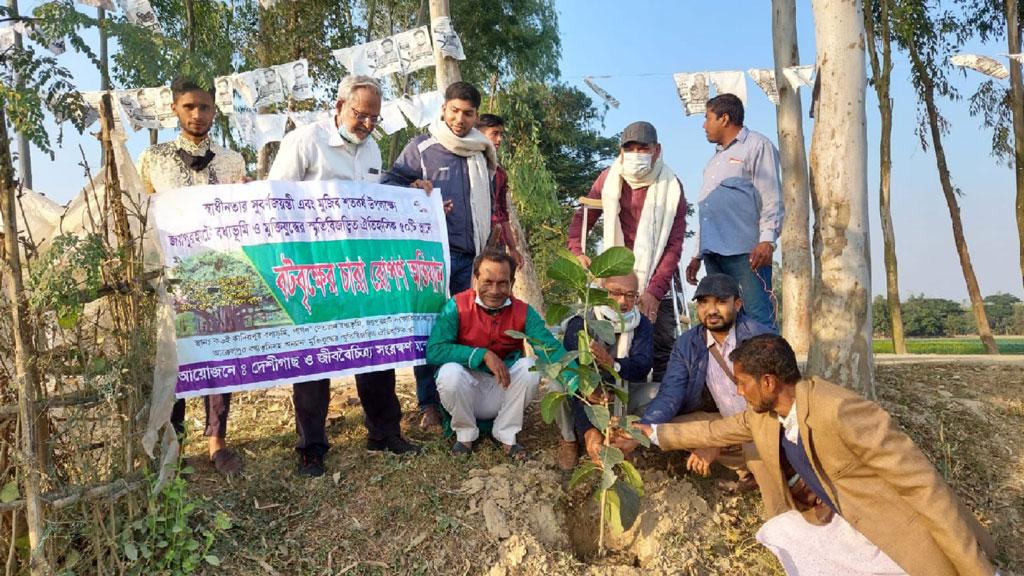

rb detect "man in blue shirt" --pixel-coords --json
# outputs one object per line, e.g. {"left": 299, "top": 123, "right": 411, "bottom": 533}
{"left": 685, "top": 94, "right": 784, "bottom": 330}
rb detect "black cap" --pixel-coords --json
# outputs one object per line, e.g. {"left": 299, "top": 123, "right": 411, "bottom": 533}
{"left": 692, "top": 273, "right": 741, "bottom": 300}
{"left": 621, "top": 121, "right": 658, "bottom": 147}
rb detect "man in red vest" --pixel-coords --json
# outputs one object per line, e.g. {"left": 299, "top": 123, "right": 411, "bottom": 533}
{"left": 426, "top": 249, "right": 573, "bottom": 461}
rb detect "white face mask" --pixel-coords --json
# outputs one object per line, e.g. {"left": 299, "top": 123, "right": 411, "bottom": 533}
{"left": 338, "top": 123, "right": 365, "bottom": 145}
{"left": 622, "top": 151, "right": 653, "bottom": 178}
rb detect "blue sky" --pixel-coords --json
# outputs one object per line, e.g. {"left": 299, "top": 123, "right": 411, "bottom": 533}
{"left": 18, "top": 0, "right": 1023, "bottom": 301}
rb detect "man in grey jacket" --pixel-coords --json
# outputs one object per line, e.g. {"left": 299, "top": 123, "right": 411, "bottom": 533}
{"left": 384, "top": 81, "right": 497, "bottom": 430}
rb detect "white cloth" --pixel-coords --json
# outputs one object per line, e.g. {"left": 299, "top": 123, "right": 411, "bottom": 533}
{"left": 394, "top": 26, "right": 435, "bottom": 74}
{"left": 431, "top": 16, "right": 465, "bottom": 60}
{"left": 267, "top": 117, "right": 382, "bottom": 183}
{"left": 120, "top": 0, "right": 161, "bottom": 33}
{"left": 704, "top": 327, "right": 747, "bottom": 417}
{"left": 782, "top": 65, "right": 815, "bottom": 90}
{"left": 756, "top": 511, "right": 908, "bottom": 575}
{"left": 273, "top": 58, "right": 313, "bottom": 101}
{"left": 76, "top": 0, "right": 116, "bottom": 9}
{"left": 378, "top": 100, "right": 407, "bottom": 135}
{"left": 332, "top": 45, "right": 375, "bottom": 77}
{"left": 397, "top": 90, "right": 444, "bottom": 128}
{"left": 950, "top": 54, "right": 1010, "bottom": 80}
{"left": 214, "top": 75, "right": 235, "bottom": 114}
{"left": 673, "top": 72, "right": 709, "bottom": 116}
{"left": 118, "top": 88, "right": 162, "bottom": 131}
{"left": 427, "top": 117, "right": 497, "bottom": 254}
{"left": 288, "top": 110, "right": 332, "bottom": 127}
{"left": 437, "top": 358, "right": 539, "bottom": 445}
{"left": 748, "top": 68, "right": 780, "bottom": 105}
{"left": 710, "top": 70, "right": 747, "bottom": 105}
{"left": 232, "top": 112, "right": 288, "bottom": 151}
{"left": 600, "top": 156, "right": 683, "bottom": 295}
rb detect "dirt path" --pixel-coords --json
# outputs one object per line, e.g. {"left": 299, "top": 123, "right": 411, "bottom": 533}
{"left": 178, "top": 361, "right": 1023, "bottom": 575}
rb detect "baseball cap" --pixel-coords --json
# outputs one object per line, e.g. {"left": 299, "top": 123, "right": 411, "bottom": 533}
{"left": 621, "top": 121, "right": 658, "bottom": 147}
{"left": 692, "top": 273, "right": 741, "bottom": 300}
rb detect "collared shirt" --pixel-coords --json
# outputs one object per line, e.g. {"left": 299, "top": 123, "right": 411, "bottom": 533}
{"left": 778, "top": 401, "right": 799, "bottom": 444}
{"left": 139, "top": 134, "right": 246, "bottom": 194}
{"left": 694, "top": 127, "right": 784, "bottom": 258}
{"left": 268, "top": 118, "right": 382, "bottom": 183}
{"left": 704, "top": 327, "right": 748, "bottom": 417}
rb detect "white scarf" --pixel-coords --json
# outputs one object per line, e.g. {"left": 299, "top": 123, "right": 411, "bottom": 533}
{"left": 427, "top": 117, "right": 497, "bottom": 254}
{"left": 601, "top": 155, "right": 683, "bottom": 294}
{"left": 593, "top": 304, "right": 642, "bottom": 360}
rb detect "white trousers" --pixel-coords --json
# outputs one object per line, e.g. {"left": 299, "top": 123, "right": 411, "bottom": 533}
{"left": 756, "top": 510, "right": 908, "bottom": 575}
{"left": 437, "top": 357, "right": 538, "bottom": 446}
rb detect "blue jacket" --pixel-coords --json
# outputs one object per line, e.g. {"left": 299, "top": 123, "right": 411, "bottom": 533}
{"left": 383, "top": 133, "right": 492, "bottom": 256}
{"left": 640, "top": 313, "right": 774, "bottom": 424}
{"left": 562, "top": 314, "right": 653, "bottom": 435}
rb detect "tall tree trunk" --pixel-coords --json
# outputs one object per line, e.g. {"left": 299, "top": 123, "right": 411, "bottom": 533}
{"left": 98, "top": 8, "right": 110, "bottom": 90}
{"left": 907, "top": 45, "right": 1000, "bottom": 354}
{"left": 0, "top": 105, "right": 50, "bottom": 576}
{"left": 807, "top": 0, "right": 874, "bottom": 396}
{"left": 8, "top": 0, "right": 32, "bottom": 189}
{"left": 771, "top": 0, "right": 812, "bottom": 356}
{"left": 864, "top": 0, "right": 907, "bottom": 353}
{"left": 1007, "top": 0, "right": 1024, "bottom": 292}
{"left": 428, "top": 0, "right": 461, "bottom": 91}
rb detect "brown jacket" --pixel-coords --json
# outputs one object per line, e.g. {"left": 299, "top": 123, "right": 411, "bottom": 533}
{"left": 657, "top": 377, "right": 997, "bottom": 576}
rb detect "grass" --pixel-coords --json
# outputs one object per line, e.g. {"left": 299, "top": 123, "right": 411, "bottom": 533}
{"left": 873, "top": 336, "right": 1024, "bottom": 355}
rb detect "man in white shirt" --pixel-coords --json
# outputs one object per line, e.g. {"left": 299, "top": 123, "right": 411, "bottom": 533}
{"left": 269, "top": 75, "right": 431, "bottom": 477}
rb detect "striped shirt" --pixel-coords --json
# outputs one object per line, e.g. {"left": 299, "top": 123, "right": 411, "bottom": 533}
{"left": 705, "top": 327, "right": 748, "bottom": 417}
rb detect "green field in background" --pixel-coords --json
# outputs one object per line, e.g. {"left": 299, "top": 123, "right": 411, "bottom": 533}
{"left": 873, "top": 337, "right": 1024, "bottom": 355}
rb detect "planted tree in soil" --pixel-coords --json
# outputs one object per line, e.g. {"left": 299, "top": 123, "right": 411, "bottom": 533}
{"left": 507, "top": 246, "right": 649, "bottom": 555}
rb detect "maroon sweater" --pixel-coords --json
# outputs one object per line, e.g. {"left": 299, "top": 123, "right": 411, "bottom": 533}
{"left": 567, "top": 167, "right": 688, "bottom": 300}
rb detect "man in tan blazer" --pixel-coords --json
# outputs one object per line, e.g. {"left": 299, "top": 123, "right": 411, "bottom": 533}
{"left": 638, "top": 334, "right": 998, "bottom": 576}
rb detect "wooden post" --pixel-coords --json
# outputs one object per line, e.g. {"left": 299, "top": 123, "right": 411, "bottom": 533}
{"left": 0, "top": 102, "right": 50, "bottom": 576}
{"left": 428, "top": 0, "right": 461, "bottom": 91}
{"left": 771, "top": 0, "right": 813, "bottom": 356}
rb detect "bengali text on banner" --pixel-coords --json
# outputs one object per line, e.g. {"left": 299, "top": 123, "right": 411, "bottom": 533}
{"left": 150, "top": 179, "right": 451, "bottom": 399}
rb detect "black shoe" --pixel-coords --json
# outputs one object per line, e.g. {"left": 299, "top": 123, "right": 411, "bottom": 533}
{"left": 367, "top": 435, "right": 422, "bottom": 455}
{"left": 297, "top": 451, "right": 325, "bottom": 477}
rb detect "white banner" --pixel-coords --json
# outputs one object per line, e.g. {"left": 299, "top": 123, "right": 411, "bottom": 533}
{"left": 747, "top": 68, "right": 780, "bottom": 105}
{"left": 673, "top": 72, "right": 709, "bottom": 116}
{"left": 950, "top": 54, "right": 1010, "bottom": 80}
{"left": 709, "top": 70, "right": 747, "bottom": 105}
{"left": 431, "top": 16, "right": 465, "bottom": 60}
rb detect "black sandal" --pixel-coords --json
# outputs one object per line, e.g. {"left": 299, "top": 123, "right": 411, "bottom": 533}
{"left": 451, "top": 441, "right": 473, "bottom": 456}
{"left": 504, "top": 443, "right": 530, "bottom": 463}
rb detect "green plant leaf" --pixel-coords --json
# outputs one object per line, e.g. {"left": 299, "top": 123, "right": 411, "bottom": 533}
{"left": 204, "top": 555, "right": 221, "bottom": 566}
{"left": 623, "top": 422, "right": 652, "bottom": 448}
{"left": 599, "top": 445, "right": 624, "bottom": 469}
{"left": 569, "top": 461, "right": 598, "bottom": 490}
{"left": 588, "top": 246, "right": 635, "bottom": 278}
{"left": 601, "top": 487, "right": 623, "bottom": 533}
{"left": 540, "top": 391, "right": 566, "bottom": 424}
{"left": 584, "top": 403, "right": 610, "bottom": 431}
{"left": 600, "top": 465, "right": 618, "bottom": 490}
{"left": 577, "top": 331, "right": 593, "bottom": 366}
{"left": 504, "top": 329, "right": 529, "bottom": 340}
{"left": 585, "top": 287, "right": 618, "bottom": 312}
{"left": 572, "top": 367, "right": 597, "bottom": 397}
{"left": 612, "top": 480, "right": 642, "bottom": 530}
{"left": 544, "top": 302, "right": 572, "bottom": 326}
{"left": 214, "top": 512, "right": 232, "bottom": 531}
{"left": 124, "top": 541, "right": 138, "bottom": 562}
{"left": 589, "top": 319, "right": 616, "bottom": 347}
{"left": 0, "top": 481, "right": 19, "bottom": 503}
{"left": 609, "top": 383, "right": 629, "bottom": 405}
{"left": 548, "top": 252, "right": 588, "bottom": 291}
{"left": 618, "top": 460, "right": 644, "bottom": 495}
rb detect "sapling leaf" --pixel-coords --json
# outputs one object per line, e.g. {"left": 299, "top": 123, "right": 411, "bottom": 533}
{"left": 599, "top": 445, "right": 624, "bottom": 468}
{"left": 612, "top": 480, "right": 642, "bottom": 530}
{"left": 545, "top": 302, "right": 572, "bottom": 326}
{"left": 0, "top": 481, "right": 19, "bottom": 503}
{"left": 590, "top": 318, "right": 616, "bottom": 347}
{"left": 577, "top": 331, "right": 593, "bottom": 366}
{"left": 540, "top": 391, "right": 566, "bottom": 424}
{"left": 618, "top": 461, "right": 644, "bottom": 495}
{"left": 623, "top": 424, "right": 652, "bottom": 448}
{"left": 504, "top": 329, "right": 529, "bottom": 340}
{"left": 600, "top": 465, "right": 618, "bottom": 490}
{"left": 584, "top": 403, "right": 610, "bottom": 431}
{"left": 548, "top": 252, "right": 588, "bottom": 291}
{"left": 588, "top": 246, "right": 636, "bottom": 278}
{"left": 569, "top": 461, "right": 598, "bottom": 490}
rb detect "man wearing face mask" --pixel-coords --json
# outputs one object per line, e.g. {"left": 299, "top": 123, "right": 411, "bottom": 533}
{"left": 567, "top": 121, "right": 687, "bottom": 385}
{"left": 270, "top": 75, "right": 431, "bottom": 476}
{"left": 685, "top": 93, "right": 784, "bottom": 330}
{"left": 559, "top": 272, "right": 654, "bottom": 471}
{"left": 384, "top": 81, "right": 498, "bottom": 432}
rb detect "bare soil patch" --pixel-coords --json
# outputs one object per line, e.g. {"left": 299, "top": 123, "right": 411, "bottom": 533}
{"left": 177, "top": 360, "right": 1024, "bottom": 575}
